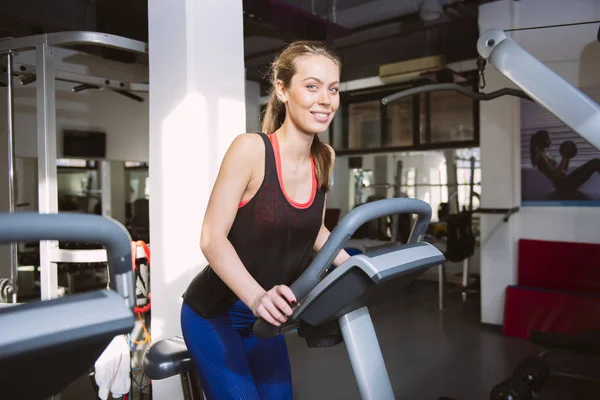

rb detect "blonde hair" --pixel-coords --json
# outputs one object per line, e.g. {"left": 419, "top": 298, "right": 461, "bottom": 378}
{"left": 261, "top": 41, "right": 341, "bottom": 192}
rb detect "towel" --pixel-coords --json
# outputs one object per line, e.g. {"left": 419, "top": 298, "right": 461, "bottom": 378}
{"left": 94, "top": 335, "right": 131, "bottom": 399}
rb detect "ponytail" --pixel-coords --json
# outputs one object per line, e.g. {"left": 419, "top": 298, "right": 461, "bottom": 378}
{"left": 261, "top": 91, "right": 285, "bottom": 134}
{"left": 311, "top": 135, "right": 333, "bottom": 192}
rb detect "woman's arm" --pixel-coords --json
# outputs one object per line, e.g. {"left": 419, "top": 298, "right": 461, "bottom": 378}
{"left": 200, "top": 134, "right": 294, "bottom": 325}
{"left": 557, "top": 156, "right": 570, "bottom": 173}
{"left": 536, "top": 152, "right": 566, "bottom": 181}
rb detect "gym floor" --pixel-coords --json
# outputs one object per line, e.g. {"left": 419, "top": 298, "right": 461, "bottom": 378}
{"left": 61, "top": 280, "right": 600, "bottom": 399}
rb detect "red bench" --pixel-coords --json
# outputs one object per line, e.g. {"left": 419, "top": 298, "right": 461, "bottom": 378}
{"left": 503, "top": 239, "right": 600, "bottom": 339}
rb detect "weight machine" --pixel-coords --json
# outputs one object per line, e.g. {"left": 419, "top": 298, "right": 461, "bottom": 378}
{"left": 390, "top": 28, "right": 600, "bottom": 399}
{"left": 0, "top": 31, "right": 148, "bottom": 303}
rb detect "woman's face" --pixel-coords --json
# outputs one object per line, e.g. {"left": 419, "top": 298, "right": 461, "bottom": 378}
{"left": 277, "top": 54, "right": 340, "bottom": 134}
{"left": 541, "top": 134, "right": 551, "bottom": 148}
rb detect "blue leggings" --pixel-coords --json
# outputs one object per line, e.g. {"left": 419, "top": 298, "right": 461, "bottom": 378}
{"left": 180, "top": 301, "right": 293, "bottom": 400}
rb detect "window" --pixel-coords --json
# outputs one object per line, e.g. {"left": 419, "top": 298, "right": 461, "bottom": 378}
{"left": 385, "top": 99, "right": 413, "bottom": 147}
{"left": 425, "top": 91, "right": 475, "bottom": 143}
{"left": 405, "top": 168, "right": 416, "bottom": 199}
{"left": 337, "top": 78, "right": 479, "bottom": 154}
{"left": 348, "top": 100, "right": 381, "bottom": 149}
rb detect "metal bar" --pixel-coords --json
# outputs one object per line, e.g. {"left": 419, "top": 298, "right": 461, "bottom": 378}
{"left": 461, "top": 258, "right": 469, "bottom": 301}
{"left": 36, "top": 43, "right": 59, "bottom": 301}
{"left": 50, "top": 249, "right": 107, "bottom": 263}
{"left": 468, "top": 156, "right": 475, "bottom": 212}
{"left": 478, "top": 29, "right": 600, "bottom": 151}
{"left": 101, "top": 161, "right": 111, "bottom": 218}
{"left": 8, "top": 62, "right": 149, "bottom": 92}
{"left": 339, "top": 307, "right": 394, "bottom": 400}
{"left": 381, "top": 83, "right": 532, "bottom": 106}
{"left": 0, "top": 31, "right": 147, "bottom": 55}
{"left": 388, "top": 182, "right": 482, "bottom": 188}
{"left": 438, "top": 264, "right": 444, "bottom": 311}
{"left": 6, "top": 52, "right": 18, "bottom": 303}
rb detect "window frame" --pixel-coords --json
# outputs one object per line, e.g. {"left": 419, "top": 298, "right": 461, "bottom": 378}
{"left": 335, "top": 74, "right": 480, "bottom": 155}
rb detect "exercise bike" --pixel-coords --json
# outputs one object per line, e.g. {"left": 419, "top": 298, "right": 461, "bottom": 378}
{"left": 143, "top": 197, "right": 445, "bottom": 399}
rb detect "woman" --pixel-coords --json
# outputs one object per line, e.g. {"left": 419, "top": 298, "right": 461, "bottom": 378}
{"left": 180, "top": 40, "right": 351, "bottom": 399}
{"left": 530, "top": 129, "right": 600, "bottom": 196}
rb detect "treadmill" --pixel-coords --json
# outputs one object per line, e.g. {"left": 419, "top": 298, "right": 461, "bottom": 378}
{"left": 143, "top": 197, "right": 446, "bottom": 399}
{"left": 0, "top": 212, "right": 136, "bottom": 400}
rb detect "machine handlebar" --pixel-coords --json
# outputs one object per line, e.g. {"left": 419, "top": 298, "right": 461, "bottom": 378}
{"left": 0, "top": 212, "right": 135, "bottom": 309}
{"left": 253, "top": 198, "right": 432, "bottom": 339}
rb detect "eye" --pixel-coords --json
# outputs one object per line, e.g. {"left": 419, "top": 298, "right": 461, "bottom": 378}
{"left": 307, "top": 84, "right": 318, "bottom": 90}
{"left": 330, "top": 87, "right": 339, "bottom": 94}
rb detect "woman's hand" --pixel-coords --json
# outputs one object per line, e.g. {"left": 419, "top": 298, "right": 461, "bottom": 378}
{"left": 251, "top": 285, "right": 297, "bottom": 326}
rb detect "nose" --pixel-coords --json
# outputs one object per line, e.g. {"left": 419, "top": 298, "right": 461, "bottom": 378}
{"left": 318, "top": 88, "right": 331, "bottom": 106}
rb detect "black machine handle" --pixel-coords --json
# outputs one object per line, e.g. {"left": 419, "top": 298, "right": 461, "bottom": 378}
{"left": 0, "top": 212, "right": 135, "bottom": 309}
{"left": 381, "top": 83, "right": 532, "bottom": 105}
{"left": 253, "top": 198, "right": 432, "bottom": 339}
{"left": 474, "top": 206, "right": 520, "bottom": 222}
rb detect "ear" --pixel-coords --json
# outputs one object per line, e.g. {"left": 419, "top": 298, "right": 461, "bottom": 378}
{"left": 275, "top": 79, "right": 288, "bottom": 103}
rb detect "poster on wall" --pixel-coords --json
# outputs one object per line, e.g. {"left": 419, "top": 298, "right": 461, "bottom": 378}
{"left": 521, "top": 85, "right": 600, "bottom": 206}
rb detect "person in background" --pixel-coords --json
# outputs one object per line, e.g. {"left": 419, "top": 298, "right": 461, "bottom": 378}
{"left": 530, "top": 129, "right": 600, "bottom": 195}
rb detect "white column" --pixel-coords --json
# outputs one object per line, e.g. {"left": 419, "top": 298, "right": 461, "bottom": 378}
{"left": 148, "top": 1, "right": 246, "bottom": 399}
{"left": 478, "top": 0, "right": 519, "bottom": 325}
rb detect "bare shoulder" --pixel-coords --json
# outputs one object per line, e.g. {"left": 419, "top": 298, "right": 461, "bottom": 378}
{"left": 226, "top": 133, "right": 265, "bottom": 165}
{"left": 230, "top": 132, "right": 264, "bottom": 151}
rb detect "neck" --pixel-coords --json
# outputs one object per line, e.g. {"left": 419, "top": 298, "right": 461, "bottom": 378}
{"left": 275, "top": 118, "right": 314, "bottom": 164}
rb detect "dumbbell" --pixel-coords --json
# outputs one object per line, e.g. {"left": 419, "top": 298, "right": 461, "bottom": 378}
{"left": 490, "top": 377, "right": 532, "bottom": 400}
{"left": 559, "top": 140, "right": 578, "bottom": 158}
{"left": 490, "top": 355, "right": 550, "bottom": 399}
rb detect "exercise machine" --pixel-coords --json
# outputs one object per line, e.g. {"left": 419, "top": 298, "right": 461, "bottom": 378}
{"left": 142, "top": 27, "right": 600, "bottom": 399}
{"left": 143, "top": 197, "right": 445, "bottom": 399}
{"left": 0, "top": 212, "right": 136, "bottom": 400}
{"left": 384, "top": 28, "right": 600, "bottom": 400}
{"left": 0, "top": 31, "right": 148, "bottom": 303}
{"left": 383, "top": 28, "right": 600, "bottom": 151}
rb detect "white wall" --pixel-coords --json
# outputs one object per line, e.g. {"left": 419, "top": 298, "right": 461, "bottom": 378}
{"left": 148, "top": 1, "right": 246, "bottom": 398}
{"left": 478, "top": 0, "right": 600, "bottom": 325}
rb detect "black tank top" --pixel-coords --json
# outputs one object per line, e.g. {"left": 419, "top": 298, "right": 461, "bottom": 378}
{"left": 182, "top": 132, "right": 326, "bottom": 318}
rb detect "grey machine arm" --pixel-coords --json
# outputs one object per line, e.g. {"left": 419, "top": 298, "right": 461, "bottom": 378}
{"left": 477, "top": 29, "right": 600, "bottom": 151}
{"left": 0, "top": 212, "right": 135, "bottom": 308}
{"left": 253, "top": 198, "right": 432, "bottom": 339}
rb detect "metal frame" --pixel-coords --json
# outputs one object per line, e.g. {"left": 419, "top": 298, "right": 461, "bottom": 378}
{"left": 477, "top": 29, "right": 600, "bottom": 151}
{"left": 0, "top": 31, "right": 148, "bottom": 54}
{"left": 0, "top": 31, "right": 148, "bottom": 301}
{"left": 339, "top": 307, "right": 395, "bottom": 400}
{"left": 1, "top": 61, "right": 149, "bottom": 93}
{"left": 5, "top": 52, "right": 17, "bottom": 302}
